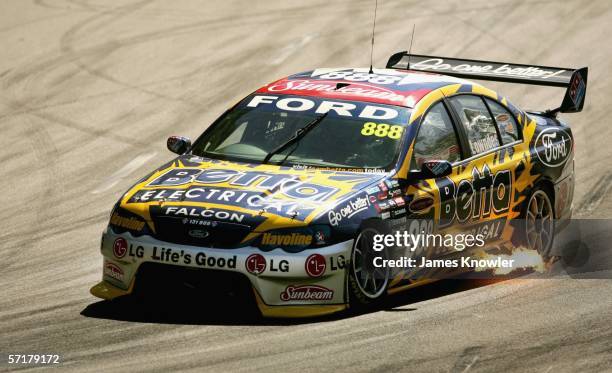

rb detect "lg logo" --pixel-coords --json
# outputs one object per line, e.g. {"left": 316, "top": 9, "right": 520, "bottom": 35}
{"left": 245, "top": 254, "right": 266, "bottom": 275}
{"left": 112, "top": 238, "right": 128, "bottom": 259}
{"left": 305, "top": 254, "right": 326, "bottom": 278}
{"left": 245, "top": 253, "right": 289, "bottom": 275}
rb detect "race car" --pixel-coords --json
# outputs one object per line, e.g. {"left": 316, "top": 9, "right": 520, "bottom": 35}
{"left": 91, "top": 53, "right": 587, "bottom": 317}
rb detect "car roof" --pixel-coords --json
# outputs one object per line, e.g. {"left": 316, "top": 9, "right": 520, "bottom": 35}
{"left": 255, "top": 67, "right": 474, "bottom": 108}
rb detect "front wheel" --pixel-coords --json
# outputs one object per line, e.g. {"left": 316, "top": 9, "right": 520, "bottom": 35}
{"left": 348, "top": 226, "right": 390, "bottom": 308}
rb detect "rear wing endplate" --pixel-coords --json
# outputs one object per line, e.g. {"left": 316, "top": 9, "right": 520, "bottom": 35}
{"left": 386, "top": 52, "right": 588, "bottom": 115}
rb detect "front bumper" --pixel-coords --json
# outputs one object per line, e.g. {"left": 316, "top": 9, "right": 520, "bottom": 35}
{"left": 91, "top": 227, "right": 352, "bottom": 317}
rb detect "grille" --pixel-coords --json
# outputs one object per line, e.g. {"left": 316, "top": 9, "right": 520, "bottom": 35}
{"left": 152, "top": 216, "right": 252, "bottom": 248}
{"left": 134, "top": 262, "right": 253, "bottom": 299}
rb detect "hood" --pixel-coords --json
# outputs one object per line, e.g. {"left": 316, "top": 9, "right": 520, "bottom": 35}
{"left": 117, "top": 155, "right": 389, "bottom": 237}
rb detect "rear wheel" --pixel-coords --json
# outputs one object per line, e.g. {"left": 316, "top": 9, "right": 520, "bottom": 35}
{"left": 523, "top": 187, "right": 555, "bottom": 258}
{"left": 348, "top": 226, "right": 390, "bottom": 308}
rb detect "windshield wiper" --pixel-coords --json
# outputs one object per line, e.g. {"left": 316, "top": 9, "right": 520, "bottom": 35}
{"left": 262, "top": 112, "right": 329, "bottom": 164}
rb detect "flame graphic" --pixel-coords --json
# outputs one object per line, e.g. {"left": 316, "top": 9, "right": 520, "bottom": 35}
{"left": 508, "top": 115, "right": 541, "bottom": 221}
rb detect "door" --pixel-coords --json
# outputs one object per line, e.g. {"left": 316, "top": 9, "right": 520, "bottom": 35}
{"left": 444, "top": 94, "right": 519, "bottom": 248}
{"left": 402, "top": 94, "right": 521, "bottom": 280}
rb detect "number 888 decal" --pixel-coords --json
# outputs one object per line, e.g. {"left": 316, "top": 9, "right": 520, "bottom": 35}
{"left": 318, "top": 71, "right": 402, "bottom": 85}
{"left": 361, "top": 122, "right": 404, "bottom": 139}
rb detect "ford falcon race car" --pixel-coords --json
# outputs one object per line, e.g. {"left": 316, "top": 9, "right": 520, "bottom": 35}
{"left": 91, "top": 53, "right": 587, "bottom": 317}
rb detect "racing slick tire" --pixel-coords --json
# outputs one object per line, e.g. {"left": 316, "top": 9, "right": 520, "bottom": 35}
{"left": 348, "top": 220, "right": 391, "bottom": 310}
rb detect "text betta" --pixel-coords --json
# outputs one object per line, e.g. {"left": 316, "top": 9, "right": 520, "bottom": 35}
{"left": 436, "top": 165, "right": 511, "bottom": 227}
{"left": 147, "top": 168, "right": 338, "bottom": 202}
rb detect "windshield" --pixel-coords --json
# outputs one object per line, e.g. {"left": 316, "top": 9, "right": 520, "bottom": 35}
{"left": 190, "top": 94, "right": 411, "bottom": 170}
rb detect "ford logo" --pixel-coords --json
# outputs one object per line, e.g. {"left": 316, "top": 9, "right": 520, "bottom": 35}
{"left": 535, "top": 128, "right": 572, "bottom": 168}
{"left": 188, "top": 229, "right": 210, "bottom": 239}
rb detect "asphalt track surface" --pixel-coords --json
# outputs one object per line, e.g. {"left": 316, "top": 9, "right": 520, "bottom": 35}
{"left": 2, "top": 0, "right": 612, "bottom": 372}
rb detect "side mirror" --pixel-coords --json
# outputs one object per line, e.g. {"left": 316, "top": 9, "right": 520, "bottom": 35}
{"left": 409, "top": 160, "right": 453, "bottom": 179}
{"left": 167, "top": 136, "right": 191, "bottom": 155}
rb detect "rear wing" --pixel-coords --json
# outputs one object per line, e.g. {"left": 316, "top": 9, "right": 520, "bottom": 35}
{"left": 386, "top": 52, "right": 588, "bottom": 115}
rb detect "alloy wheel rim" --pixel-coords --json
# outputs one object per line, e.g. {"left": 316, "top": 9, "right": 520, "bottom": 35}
{"left": 525, "top": 190, "right": 554, "bottom": 253}
{"left": 352, "top": 228, "right": 390, "bottom": 299}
